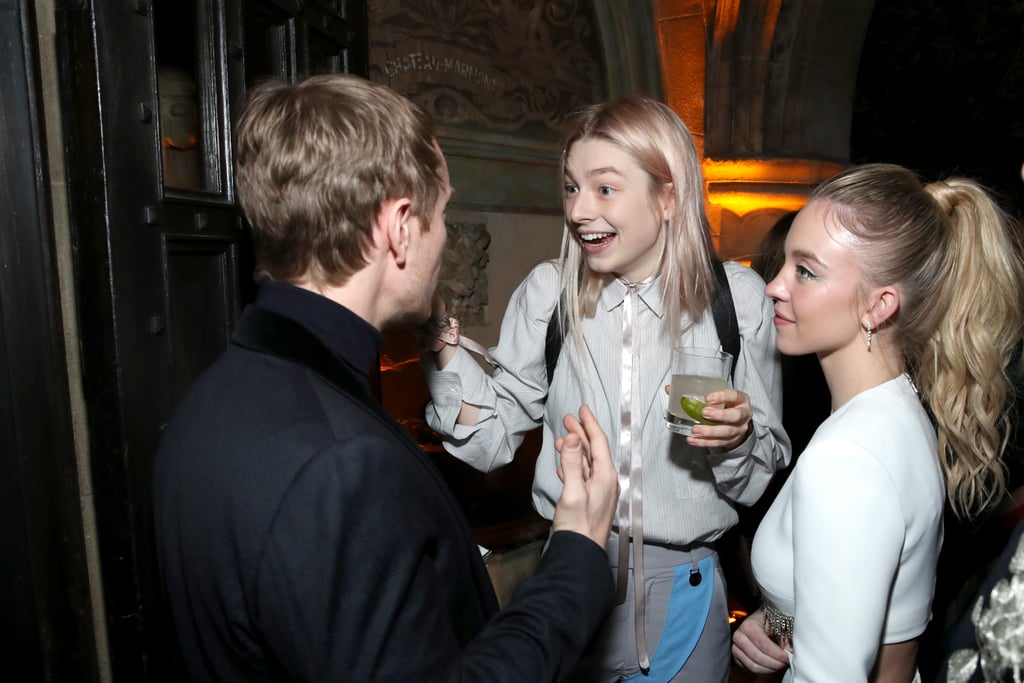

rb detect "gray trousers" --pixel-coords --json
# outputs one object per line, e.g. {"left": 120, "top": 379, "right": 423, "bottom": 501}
{"left": 564, "top": 535, "right": 732, "bottom": 683}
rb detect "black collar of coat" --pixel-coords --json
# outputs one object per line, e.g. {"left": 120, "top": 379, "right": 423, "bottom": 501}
{"left": 230, "top": 303, "right": 477, "bottom": 527}
{"left": 232, "top": 305, "right": 375, "bottom": 410}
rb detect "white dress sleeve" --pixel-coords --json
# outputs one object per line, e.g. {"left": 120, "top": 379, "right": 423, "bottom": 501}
{"left": 423, "top": 262, "right": 559, "bottom": 472}
{"left": 789, "top": 441, "right": 905, "bottom": 681}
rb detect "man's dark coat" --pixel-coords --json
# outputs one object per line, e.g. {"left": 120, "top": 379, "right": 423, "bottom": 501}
{"left": 153, "top": 284, "right": 614, "bottom": 682}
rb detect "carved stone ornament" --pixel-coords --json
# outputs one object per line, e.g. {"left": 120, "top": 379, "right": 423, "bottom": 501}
{"left": 368, "top": 0, "right": 605, "bottom": 135}
{"left": 438, "top": 221, "right": 490, "bottom": 325}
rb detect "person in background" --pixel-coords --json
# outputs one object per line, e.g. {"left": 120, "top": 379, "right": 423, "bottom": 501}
{"left": 749, "top": 212, "right": 793, "bottom": 291}
{"left": 422, "top": 95, "right": 790, "bottom": 682}
{"left": 152, "top": 73, "right": 622, "bottom": 683}
{"left": 938, "top": 506, "right": 1024, "bottom": 682}
{"left": 732, "top": 163, "right": 1024, "bottom": 681}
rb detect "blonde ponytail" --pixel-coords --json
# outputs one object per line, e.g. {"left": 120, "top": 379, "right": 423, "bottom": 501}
{"left": 919, "top": 180, "right": 1024, "bottom": 517}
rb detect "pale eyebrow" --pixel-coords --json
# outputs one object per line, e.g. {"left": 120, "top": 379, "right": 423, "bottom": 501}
{"left": 791, "top": 248, "right": 827, "bottom": 270}
{"left": 585, "top": 165, "right": 622, "bottom": 181}
{"left": 564, "top": 166, "right": 625, "bottom": 181}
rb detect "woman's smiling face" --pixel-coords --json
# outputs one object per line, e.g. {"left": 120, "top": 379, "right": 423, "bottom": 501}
{"left": 563, "top": 138, "right": 669, "bottom": 283}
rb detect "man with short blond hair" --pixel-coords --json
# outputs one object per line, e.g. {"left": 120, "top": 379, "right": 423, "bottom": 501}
{"left": 153, "top": 73, "right": 618, "bottom": 682}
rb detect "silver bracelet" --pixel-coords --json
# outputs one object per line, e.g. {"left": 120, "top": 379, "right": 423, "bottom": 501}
{"left": 762, "top": 598, "right": 794, "bottom": 646}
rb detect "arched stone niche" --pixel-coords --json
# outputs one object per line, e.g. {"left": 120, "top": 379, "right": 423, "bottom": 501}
{"left": 702, "top": 0, "right": 877, "bottom": 161}
{"left": 655, "top": 1, "right": 875, "bottom": 259}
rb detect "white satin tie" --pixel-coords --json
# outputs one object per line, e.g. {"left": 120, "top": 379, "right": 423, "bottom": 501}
{"left": 615, "top": 275, "right": 654, "bottom": 673}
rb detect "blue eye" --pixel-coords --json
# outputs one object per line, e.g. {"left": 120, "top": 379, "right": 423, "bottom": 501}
{"left": 564, "top": 183, "right": 579, "bottom": 197}
{"left": 598, "top": 185, "right": 615, "bottom": 196}
{"left": 796, "top": 265, "right": 817, "bottom": 281}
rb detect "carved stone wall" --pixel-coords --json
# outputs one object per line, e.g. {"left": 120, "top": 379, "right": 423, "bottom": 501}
{"left": 368, "top": 0, "right": 660, "bottom": 213}
{"left": 368, "top": 0, "right": 605, "bottom": 136}
{"left": 438, "top": 221, "right": 490, "bottom": 325}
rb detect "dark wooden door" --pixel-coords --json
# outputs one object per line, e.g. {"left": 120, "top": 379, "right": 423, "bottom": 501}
{"left": 54, "top": 1, "right": 367, "bottom": 679}
{"left": 1, "top": 2, "right": 100, "bottom": 680}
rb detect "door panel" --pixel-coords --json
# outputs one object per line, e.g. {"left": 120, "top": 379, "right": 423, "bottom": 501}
{"left": 163, "top": 234, "right": 240, "bottom": 401}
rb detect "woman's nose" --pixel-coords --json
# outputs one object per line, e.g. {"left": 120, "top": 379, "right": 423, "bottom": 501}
{"left": 568, "top": 192, "right": 595, "bottom": 224}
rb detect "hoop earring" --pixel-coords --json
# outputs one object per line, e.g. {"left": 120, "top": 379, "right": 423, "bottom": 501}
{"left": 865, "top": 321, "right": 873, "bottom": 352}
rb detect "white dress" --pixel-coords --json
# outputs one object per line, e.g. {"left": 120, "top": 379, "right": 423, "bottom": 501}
{"left": 751, "top": 375, "right": 944, "bottom": 682}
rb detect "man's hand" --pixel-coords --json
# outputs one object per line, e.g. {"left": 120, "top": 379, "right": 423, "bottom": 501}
{"left": 552, "top": 405, "right": 618, "bottom": 549}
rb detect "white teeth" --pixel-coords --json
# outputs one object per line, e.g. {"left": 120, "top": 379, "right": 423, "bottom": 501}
{"left": 580, "top": 232, "right": 613, "bottom": 242}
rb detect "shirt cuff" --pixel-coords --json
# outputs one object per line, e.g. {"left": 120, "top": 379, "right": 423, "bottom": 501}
{"left": 706, "top": 423, "right": 757, "bottom": 462}
{"left": 424, "top": 349, "right": 493, "bottom": 432}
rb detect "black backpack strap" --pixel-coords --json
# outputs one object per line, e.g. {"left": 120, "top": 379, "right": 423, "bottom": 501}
{"left": 544, "top": 292, "right": 565, "bottom": 385}
{"left": 545, "top": 261, "right": 740, "bottom": 384}
{"left": 711, "top": 259, "right": 740, "bottom": 380}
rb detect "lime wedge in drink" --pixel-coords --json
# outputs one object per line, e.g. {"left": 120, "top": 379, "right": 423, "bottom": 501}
{"left": 680, "top": 396, "right": 720, "bottom": 425}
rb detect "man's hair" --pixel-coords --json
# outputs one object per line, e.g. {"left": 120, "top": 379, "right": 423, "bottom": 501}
{"left": 235, "top": 74, "right": 443, "bottom": 286}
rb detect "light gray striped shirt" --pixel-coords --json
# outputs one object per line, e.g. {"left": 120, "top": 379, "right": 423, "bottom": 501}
{"left": 425, "top": 260, "right": 791, "bottom": 545}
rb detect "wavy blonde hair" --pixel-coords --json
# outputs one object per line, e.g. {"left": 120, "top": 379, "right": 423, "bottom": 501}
{"left": 554, "top": 96, "right": 716, "bottom": 359}
{"left": 812, "top": 164, "right": 1024, "bottom": 518}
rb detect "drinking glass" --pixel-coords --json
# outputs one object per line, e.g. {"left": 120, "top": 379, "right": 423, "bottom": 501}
{"left": 665, "top": 347, "right": 733, "bottom": 436}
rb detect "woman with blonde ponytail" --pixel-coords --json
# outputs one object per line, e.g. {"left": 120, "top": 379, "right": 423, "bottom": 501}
{"left": 732, "top": 163, "right": 1024, "bottom": 682}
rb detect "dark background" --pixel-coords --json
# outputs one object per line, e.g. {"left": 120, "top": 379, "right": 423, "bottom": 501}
{"left": 849, "top": 3, "right": 1024, "bottom": 675}
{"left": 852, "top": 0, "right": 1024, "bottom": 218}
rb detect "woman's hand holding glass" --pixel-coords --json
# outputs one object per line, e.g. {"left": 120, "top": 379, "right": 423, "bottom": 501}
{"left": 664, "top": 383, "right": 754, "bottom": 449}
{"left": 686, "top": 387, "right": 753, "bottom": 449}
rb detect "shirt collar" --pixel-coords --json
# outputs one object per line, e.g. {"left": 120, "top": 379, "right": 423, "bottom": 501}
{"left": 254, "top": 280, "right": 383, "bottom": 381}
{"left": 598, "top": 275, "right": 665, "bottom": 319}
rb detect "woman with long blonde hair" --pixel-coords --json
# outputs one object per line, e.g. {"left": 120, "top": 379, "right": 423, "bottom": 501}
{"left": 422, "top": 96, "right": 791, "bottom": 681}
{"left": 732, "top": 163, "right": 1024, "bottom": 681}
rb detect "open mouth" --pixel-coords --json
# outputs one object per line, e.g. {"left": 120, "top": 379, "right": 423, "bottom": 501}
{"left": 579, "top": 231, "right": 614, "bottom": 248}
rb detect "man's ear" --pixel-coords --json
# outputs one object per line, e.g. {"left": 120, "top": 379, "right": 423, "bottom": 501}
{"left": 377, "top": 197, "right": 414, "bottom": 266}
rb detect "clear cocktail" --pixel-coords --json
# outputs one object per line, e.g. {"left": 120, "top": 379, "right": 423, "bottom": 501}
{"left": 664, "top": 348, "right": 733, "bottom": 436}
